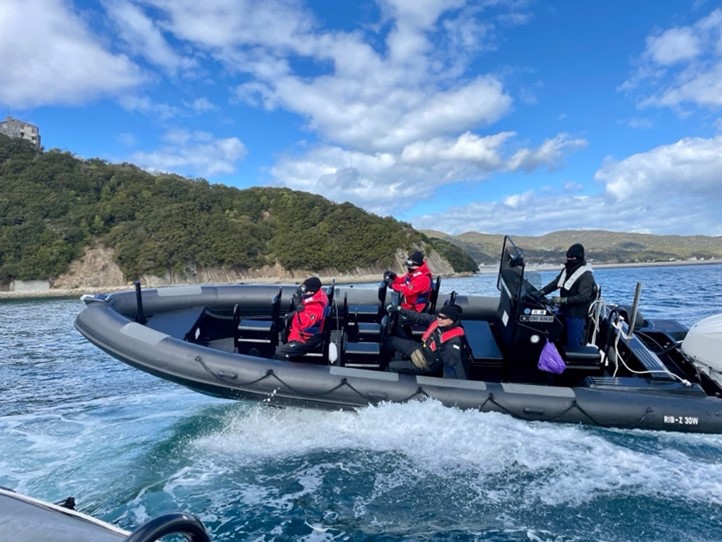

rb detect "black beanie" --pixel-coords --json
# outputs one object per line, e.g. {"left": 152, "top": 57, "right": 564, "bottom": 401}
{"left": 566, "top": 243, "right": 585, "bottom": 260}
{"left": 438, "top": 304, "right": 462, "bottom": 323}
{"left": 301, "top": 276, "right": 322, "bottom": 293}
{"left": 406, "top": 250, "right": 424, "bottom": 266}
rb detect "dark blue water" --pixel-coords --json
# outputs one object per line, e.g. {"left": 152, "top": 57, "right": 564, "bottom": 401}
{"left": 2, "top": 265, "right": 722, "bottom": 541}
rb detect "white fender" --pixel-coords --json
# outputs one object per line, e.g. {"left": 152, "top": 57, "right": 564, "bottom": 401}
{"left": 682, "top": 313, "right": 722, "bottom": 387}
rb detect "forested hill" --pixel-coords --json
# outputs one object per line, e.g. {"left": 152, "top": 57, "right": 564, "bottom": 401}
{"left": 0, "top": 135, "right": 478, "bottom": 288}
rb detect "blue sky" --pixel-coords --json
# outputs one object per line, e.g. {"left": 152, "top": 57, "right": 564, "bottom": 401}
{"left": 2, "top": 0, "right": 721, "bottom": 236}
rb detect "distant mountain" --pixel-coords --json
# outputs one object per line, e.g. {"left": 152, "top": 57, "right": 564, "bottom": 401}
{"left": 422, "top": 229, "right": 722, "bottom": 265}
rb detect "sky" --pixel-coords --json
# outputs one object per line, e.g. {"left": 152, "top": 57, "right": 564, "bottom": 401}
{"left": 2, "top": 0, "right": 722, "bottom": 237}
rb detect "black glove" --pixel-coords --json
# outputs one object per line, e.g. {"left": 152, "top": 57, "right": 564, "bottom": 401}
{"left": 383, "top": 270, "right": 397, "bottom": 282}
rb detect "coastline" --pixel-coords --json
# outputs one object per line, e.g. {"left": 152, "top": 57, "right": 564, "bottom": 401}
{"left": 1, "top": 259, "right": 720, "bottom": 302}
{"left": 0, "top": 273, "right": 392, "bottom": 301}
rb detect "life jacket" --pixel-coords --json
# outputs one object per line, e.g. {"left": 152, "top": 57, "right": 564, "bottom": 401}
{"left": 421, "top": 320, "right": 465, "bottom": 352}
{"left": 557, "top": 264, "right": 593, "bottom": 292}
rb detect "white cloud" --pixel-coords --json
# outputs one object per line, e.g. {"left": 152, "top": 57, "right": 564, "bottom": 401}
{"left": 506, "top": 134, "right": 588, "bottom": 172}
{"left": 409, "top": 135, "right": 722, "bottom": 236}
{"left": 103, "top": 0, "right": 195, "bottom": 74}
{"left": 645, "top": 27, "right": 701, "bottom": 65}
{"left": 143, "top": 0, "right": 316, "bottom": 50}
{"left": 0, "top": 0, "right": 144, "bottom": 108}
{"left": 272, "top": 130, "right": 588, "bottom": 215}
{"left": 625, "top": 8, "right": 722, "bottom": 110}
{"left": 411, "top": 188, "right": 722, "bottom": 237}
{"left": 131, "top": 129, "right": 247, "bottom": 177}
{"left": 401, "top": 131, "right": 512, "bottom": 167}
{"left": 596, "top": 136, "right": 722, "bottom": 201}
{"left": 151, "top": 0, "right": 516, "bottom": 155}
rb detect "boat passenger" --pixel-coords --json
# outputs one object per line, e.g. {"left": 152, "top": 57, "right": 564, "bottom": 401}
{"left": 383, "top": 250, "right": 433, "bottom": 312}
{"left": 384, "top": 304, "right": 467, "bottom": 378}
{"left": 274, "top": 277, "right": 329, "bottom": 361}
{"left": 539, "top": 243, "right": 597, "bottom": 348}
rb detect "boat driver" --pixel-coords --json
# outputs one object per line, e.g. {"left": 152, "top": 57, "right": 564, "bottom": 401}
{"left": 384, "top": 303, "right": 467, "bottom": 379}
{"left": 539, "top": 243, "right": 597, "bottom": 348}
{"left": 274, "top": 277, "right": 329, "bottom": 361}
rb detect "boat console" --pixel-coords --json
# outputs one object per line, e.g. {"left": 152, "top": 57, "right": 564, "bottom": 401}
{"left": 493, "top": 237, "right": 564, "bottom": 376}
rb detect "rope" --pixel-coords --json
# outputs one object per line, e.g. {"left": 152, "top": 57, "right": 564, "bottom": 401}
{"left": 194, "top": 354, "right": 429, "bottom": 404}
{"left": 609, "top": 317, "right": 691, "bottom": 386}
{"left": 196, "top": 354, "right": 664, "bottom": 430}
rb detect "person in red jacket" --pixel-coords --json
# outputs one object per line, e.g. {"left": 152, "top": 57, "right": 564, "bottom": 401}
{"left": 274, "top": 277, "right": 329, "bottom": 361}
{"left": 384, "top": 304, "right": 467, "bottom": 379}
{"left": 383, "top": 250, "right": 433, "bottom": 312}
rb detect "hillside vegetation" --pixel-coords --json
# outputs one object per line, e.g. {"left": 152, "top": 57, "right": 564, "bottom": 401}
{"left": 0, "top": 135, "right": 477, "bottom": 288}
{"left": 423, "top": 230, "right": 722, "bottom": 265}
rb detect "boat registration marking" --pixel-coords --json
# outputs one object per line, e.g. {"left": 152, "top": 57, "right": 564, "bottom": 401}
{"left": 120, "top": 323, "right": 168, "bottom": 345}
{"left": 520, "top": 314, "right": 554, "bottom": 323}
{"left": 663, "top": 415, "right": 699, "bottom": 426}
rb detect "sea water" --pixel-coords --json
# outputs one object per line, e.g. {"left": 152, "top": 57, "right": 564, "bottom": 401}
{"left": 2, "top": 264, "right": 722, "bottom": 541}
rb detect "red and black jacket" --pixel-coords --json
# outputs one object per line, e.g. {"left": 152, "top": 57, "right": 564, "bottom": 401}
{"left": 390, "top": 262, "right": 433, "bottom": 311}
{"left": 287, "top": 288, "right": 329, "bottom": 343}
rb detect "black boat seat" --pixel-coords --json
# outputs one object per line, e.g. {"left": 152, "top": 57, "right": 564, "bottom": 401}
{"left": 424, "top": 276, "right": 441, "bottom": 314}
{"left": 234, "top": 288, "right": 282, "bottom": 356}
{"left": 357, "top": 322, "right": 382, "bottom": 340}
{"left": 562, "top": 345, "right": 603, "bottom": 370}
{"left": 463, "top": 320, "right": 504, "bottom": 362}
{"left": 344, "top": 286, "right": 387, "bottom": 343}
{"left": 343, "top": 341, "right": 382, "bottom": 369}
{"left": 345, "top": 283, "right": 387, "bottom": 322}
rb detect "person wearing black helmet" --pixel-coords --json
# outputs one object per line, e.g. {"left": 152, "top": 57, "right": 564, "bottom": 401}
{"left": 382, "top": 250, "right": 433, "bottom": 312}
{"left": 274, "top": 277, "right": 329, "bottom": 361}
{"left": 384, "top": 304, "right": 467, "bottom": 379}
{"left": 540, "top": 243, "right": 597, "bottom": 348}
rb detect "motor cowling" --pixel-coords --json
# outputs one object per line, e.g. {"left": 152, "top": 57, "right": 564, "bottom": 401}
{"left": 681, "top": 313, "right": 722, "bottom": 387}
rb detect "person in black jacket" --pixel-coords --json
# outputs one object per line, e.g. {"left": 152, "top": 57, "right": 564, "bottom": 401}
{"left": 384, "top": 304, "right": 467, "bottom": 379}
{"left": 540, "top": 243, "right": 597, "bottom": 348}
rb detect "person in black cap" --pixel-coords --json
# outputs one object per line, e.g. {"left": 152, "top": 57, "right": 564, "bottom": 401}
{"left": 382, "top": 250, "right": 433, "bottom": 312}
{"left": 274, "top": 277, "right": 329, "bottom": 361}
{"left": 540, "top": 243, "right": 597, "bottom": 348}
{"left": 383, "top": 303, "right": 467, "bottom": 379}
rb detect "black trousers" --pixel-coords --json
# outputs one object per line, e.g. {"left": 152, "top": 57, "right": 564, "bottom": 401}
{"left": 385, "top": 336, "right": 432, "bottom": 375}
{"left": 274, "top": 335, "right": 322, "bottom": 360}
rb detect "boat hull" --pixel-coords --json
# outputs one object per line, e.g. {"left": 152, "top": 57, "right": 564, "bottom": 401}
{"left": 74, "top": 283, "right": 722, "bottom": 434}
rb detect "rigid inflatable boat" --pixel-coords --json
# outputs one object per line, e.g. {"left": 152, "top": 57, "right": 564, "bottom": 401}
{"left": 75, "top": 236, "right": 722, "bottom": 434}
{"left": 0, "top": 486, "right": 211, "bottom": 542}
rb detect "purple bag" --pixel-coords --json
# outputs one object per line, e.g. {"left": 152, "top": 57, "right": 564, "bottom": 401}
{"left": 538, "top": 339, "right": 566, "bottom": 374}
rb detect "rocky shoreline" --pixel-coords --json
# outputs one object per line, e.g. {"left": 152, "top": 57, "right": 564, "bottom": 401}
{"left": 1, "top": 259, "right": 719, "bottom": 302}
{"left": 0, "top": 273, "right": 390, "bottom": 301}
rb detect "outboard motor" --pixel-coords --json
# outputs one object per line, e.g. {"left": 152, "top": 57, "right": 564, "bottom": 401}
{"left": 682, "top": 313, "right": 722, "bottom": 387}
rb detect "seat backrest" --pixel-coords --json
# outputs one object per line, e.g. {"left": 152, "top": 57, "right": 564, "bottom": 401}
{"left": 320, "top": 283, "right": 335, "bottom": 334}
{"left": 426, "top": 276, "right": 441, "bottom": 313}
{"left": 270, "top": 288, "right": 282, "bottom": 323}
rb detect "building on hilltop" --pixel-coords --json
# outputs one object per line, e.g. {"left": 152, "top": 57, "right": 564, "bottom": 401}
{"left": 0, "top": 115, "right": 41, "bottom": 148}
